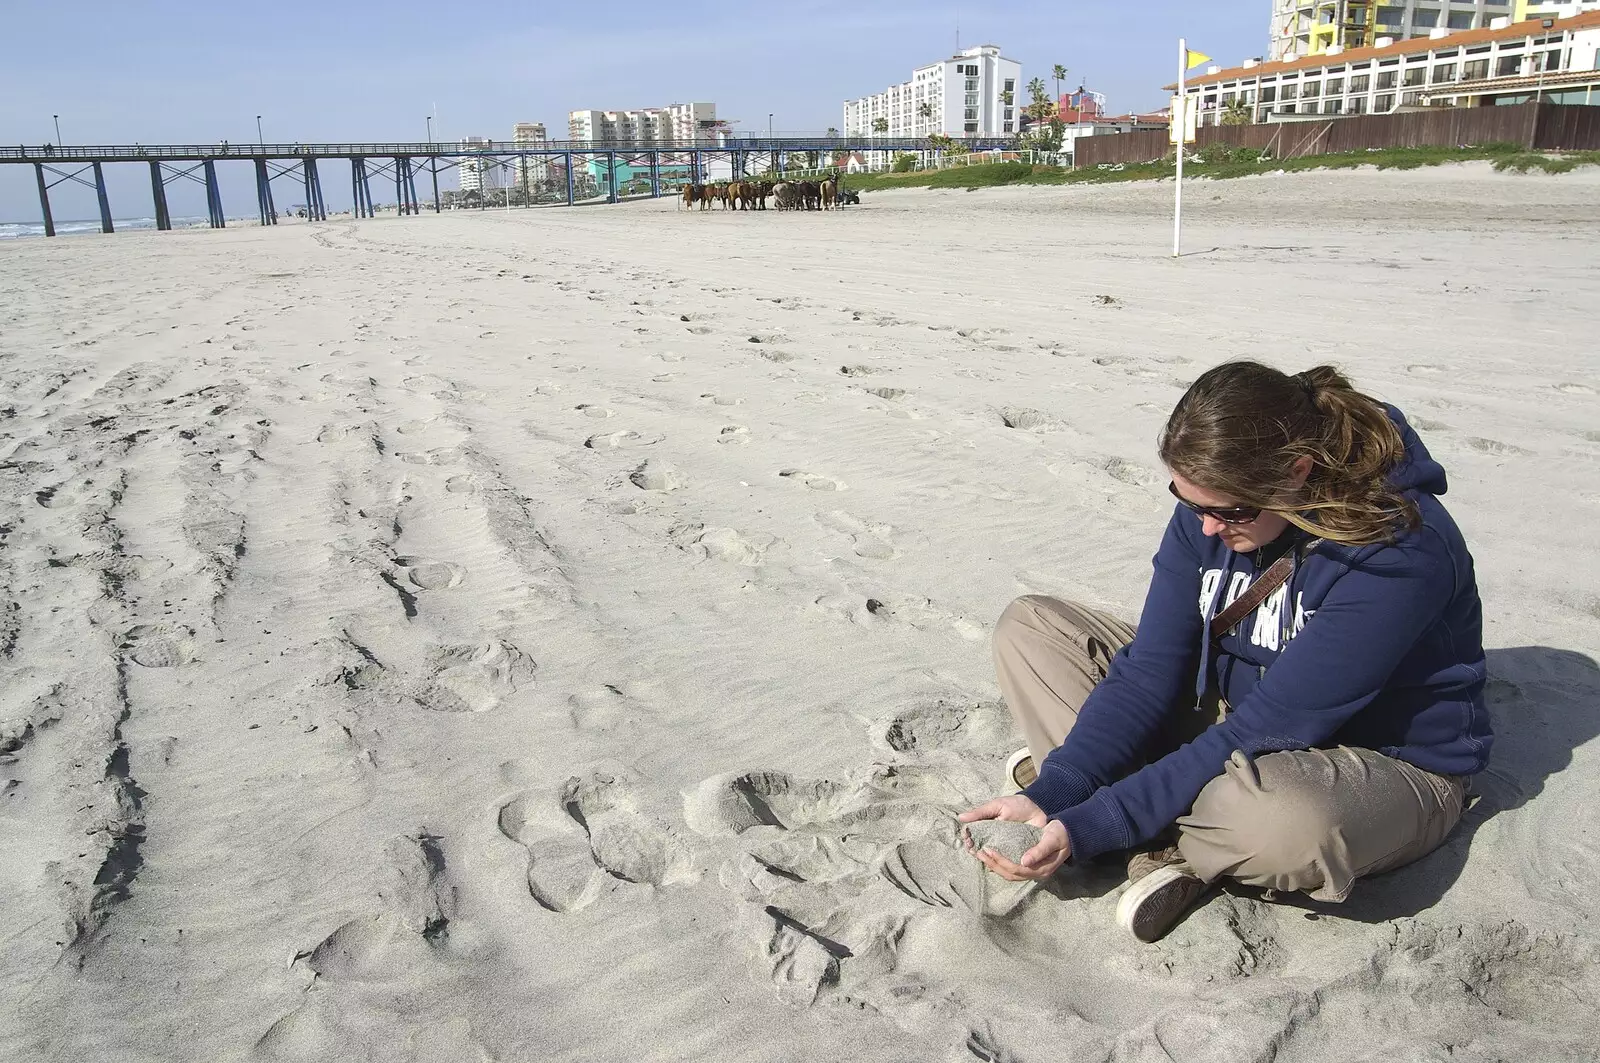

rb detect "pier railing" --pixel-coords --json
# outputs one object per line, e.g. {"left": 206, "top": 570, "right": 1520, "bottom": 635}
{"left": 0, "top": 135, "right": 1017, "bottom": 164}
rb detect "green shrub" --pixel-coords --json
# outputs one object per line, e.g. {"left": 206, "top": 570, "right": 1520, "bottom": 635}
{"left": 890, "top": 153, "right": 917, "bottom": 173}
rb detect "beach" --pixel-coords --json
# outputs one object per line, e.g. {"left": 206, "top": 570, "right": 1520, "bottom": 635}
{"left": 2, "top": 164, "right": 1598, "bottom": 1062}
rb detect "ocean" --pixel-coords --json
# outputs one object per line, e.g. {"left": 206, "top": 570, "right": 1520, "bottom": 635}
{"left": 0, "top": 216, "right": 229, "bottom": 239}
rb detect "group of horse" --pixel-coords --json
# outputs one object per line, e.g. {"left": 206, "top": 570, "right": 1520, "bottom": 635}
{"left": 679, "top": 176, "right": 857, "bottom": 212}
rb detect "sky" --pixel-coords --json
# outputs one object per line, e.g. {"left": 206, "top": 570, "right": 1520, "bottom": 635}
{"left": 0, "top": 0, "right": 1266, "bottom": 222}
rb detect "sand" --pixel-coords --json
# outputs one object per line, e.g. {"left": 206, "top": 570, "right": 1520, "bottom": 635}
{"left": 1, "top": 163, "right": 1598, "bottom": 1062}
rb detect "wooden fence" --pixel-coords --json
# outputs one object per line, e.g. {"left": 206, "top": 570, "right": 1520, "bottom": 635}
{"left": 1075, "top": 103, "right": 1600, "bottom": 167}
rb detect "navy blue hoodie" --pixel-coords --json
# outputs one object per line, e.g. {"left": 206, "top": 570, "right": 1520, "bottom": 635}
{"left": 1023, "top": 408, "right": 1492, "bottom": 862}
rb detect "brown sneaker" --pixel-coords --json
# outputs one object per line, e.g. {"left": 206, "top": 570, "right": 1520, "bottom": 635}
{"left": 1125, "top": 845, "right": 1184, "bottom": 883}
{"left": 1117, "top": 855, "right": 1209, "bottom": 943}
{"left": 1004, "top": 747, "right": 1037, "bottom": 789}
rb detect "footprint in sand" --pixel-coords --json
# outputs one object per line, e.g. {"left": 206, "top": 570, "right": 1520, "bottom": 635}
{"left": 671, "top": 523, "right": 779, "bottom": 567}
{"left": 630, "top": 459, "right": 689, "bottom": 492}
{"left": 1099, "top": 456, "right": 1160, "bottom": 487}
{"left": 779, "top": 470, "right": 845, "bottom": 492}
{"left": 291, "top": 831, "right": 459, "bottom": 983}
{"left": 700, "top": 393, "right": 743, "bottom": 406}
{"left": 717, "top": 425, "right": 751, "bottom": 445}
{"left": 860, "top": 387, "right": 906, "bottom": 402}
{"left": 816, "top": 510, "right": 898, "bottom": 560}
{"left": 576, "top": 404, "right": 614, "bottom": 419}
{"left": 497, "top": 768, "right": 696, "bottom": 913}
{"left": 1554, "top": 382, "right": 1595, "bottom": 395}
{"left": 877, "top": 699, "right": 1015, "bottom": 757}
{"left": 396, "top": 557, "right": 466, "bottom": 590}
{"left": 1466, "top": 437, "right": 1526, "bottom": 457}
{"left": 417, "top": 639, "right": 536, "bottom": 713}
{"left": 120, "top": 623, "right": 196, "bottom": 668}
{"left": 585, "top": 429, "right": 662, "bottom": 450}
{"left": 998, "top": 407, "right": 1063, "bottom": 432}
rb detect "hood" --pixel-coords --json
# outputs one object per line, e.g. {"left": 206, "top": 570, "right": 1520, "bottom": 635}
{"left": 1385, "top": 405, "right": 1448, "bottom": 496}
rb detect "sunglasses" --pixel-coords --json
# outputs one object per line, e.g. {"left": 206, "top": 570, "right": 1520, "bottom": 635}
{"left": 1168, "top": 482, "right": 1262, "bottom": 525}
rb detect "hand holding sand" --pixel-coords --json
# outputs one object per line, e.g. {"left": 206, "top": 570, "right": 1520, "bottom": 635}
{"left": 958, "top": 796, "right": 1072, "bottom": 881}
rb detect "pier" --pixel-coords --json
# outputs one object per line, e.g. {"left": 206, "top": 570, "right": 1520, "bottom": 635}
{"left": 0, "top": 136, "right": 1013, "bottom": 236}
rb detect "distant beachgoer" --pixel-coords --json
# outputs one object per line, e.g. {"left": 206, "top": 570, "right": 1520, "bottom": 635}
{"left": 961, "top": 362, "right": 1490, "bottom": 942}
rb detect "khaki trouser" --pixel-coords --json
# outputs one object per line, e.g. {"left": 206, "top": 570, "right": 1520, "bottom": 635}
{"left": 994, "top": 595, "right": 1467, "bottom": 902}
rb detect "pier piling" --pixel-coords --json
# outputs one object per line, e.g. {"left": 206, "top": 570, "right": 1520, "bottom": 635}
{"left": 149, "top": 161, "right": 171, "bottom": 231}
{"left": 92, "top": 162, "right": 114, "bottom": 233}
{"left": 203, "top": 160, "right": 225, "bottom": 228}
{"left": 33, "top": 163, "right": 55, "bottom": 237}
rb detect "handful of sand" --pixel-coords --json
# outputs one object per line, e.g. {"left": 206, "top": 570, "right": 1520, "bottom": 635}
{"left": 962, "top": 820, "right": 1044, "bottom": 864}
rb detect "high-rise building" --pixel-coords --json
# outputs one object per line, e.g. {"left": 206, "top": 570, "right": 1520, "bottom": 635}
{"left": 512, "top": 122, "right": 549, "bottom": 189}
{"left": 566, "top": 103, "right": 716, "bottom": 147}
{"left": 457, "top": 136, "right": 500, "bottom": 194}
{"left": 1268, "top": 1, "right": 1560, "bottom": 61}
{"left": 842, "top": 44, "right": 1022, "bottom": 139}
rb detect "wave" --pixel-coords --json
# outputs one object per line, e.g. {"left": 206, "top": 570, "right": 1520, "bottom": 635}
{"left": 0, "top": 216, "right": 229, "bottom": 239}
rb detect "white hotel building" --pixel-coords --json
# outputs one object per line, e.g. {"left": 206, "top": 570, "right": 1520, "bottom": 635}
{"left": 1183, "top": 10, "right": 1600, "bottom": 125}
{"left": 567, "top": 102, "right": 717, "bottom": 147}
{"left": 512, "top": 122, "right": 549, "bottom": 188}
{"left": 843, "top": 44, "right": 1023, "bottom": 139}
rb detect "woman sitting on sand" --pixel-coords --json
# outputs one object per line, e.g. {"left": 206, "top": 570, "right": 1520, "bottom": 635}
{"left": 960, "top": 361, "right": 1491, "bottom": 942}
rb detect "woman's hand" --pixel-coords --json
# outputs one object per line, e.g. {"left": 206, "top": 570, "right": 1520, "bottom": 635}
{"left": 958, "top": 794, "right": 1047, "bottom": 828}
{"left": 958, "top": 797, "right": 1072, "bottom": 882}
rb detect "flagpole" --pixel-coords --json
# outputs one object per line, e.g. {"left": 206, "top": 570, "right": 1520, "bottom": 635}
{"left": 1175, "top": 37, "right": 1186, "bottom": 258}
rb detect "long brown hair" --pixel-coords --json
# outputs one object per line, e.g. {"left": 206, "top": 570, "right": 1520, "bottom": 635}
{"left": 1159, "top": 361, "right": 1420, "bottom": 545}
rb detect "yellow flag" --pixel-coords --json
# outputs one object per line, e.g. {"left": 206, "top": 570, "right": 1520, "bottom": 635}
{"left": 1186, "top": 49, "right": 1212, "bottom": 69}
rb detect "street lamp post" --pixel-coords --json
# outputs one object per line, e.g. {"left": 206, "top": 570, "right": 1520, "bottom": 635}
{"left": 1536, "top": 18, "right": 1556, "bottom": 105}
{"left": 52, "top": 114, "right": 61, "bottom": 146}
{"left": 426, "top": 115, "right": 434, "bottom": 144}
{"left": 256, "top": 115, "right": 264, "bottom": 145}
{"left": 768, "top": 113, "right": 774, "bottom": 141}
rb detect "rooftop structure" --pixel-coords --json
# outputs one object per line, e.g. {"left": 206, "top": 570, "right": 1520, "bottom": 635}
{"left": 1184, "top": 7, "right": 1600, "bottom": 123}
{"left": 1265, "top": 1, "right": 1599, "bottom": 62}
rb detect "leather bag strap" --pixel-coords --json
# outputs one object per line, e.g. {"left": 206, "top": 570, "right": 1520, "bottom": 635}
{"left": 1208, "top": 539, "right": 1322, "bottom": 645}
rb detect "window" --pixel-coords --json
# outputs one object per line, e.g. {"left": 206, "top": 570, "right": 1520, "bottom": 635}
{"left": 1325, "top": 99, "right": 1343, "bottom": 114}
{"left": 1497, "top": 55, "right": 1522, "bottom": 77}
{"left": 1375, "top": 93, "right": 1396, "bottom": 112}
{"left": 1377, "top": 70, "right": 1398, "bottom": 89}
{"left": 1376, "top": 5, "right": 1405, "bottom": 28}
{"left": 1261, "top": 86, "right": 1278, "bottom": 102}
{"left": 965, "top": 93, "right": 978, "bottom": 106}
{"left": 1352, "top": 74, "right": 1371, "bottom": 92}
{"left": 1401, "top": 91, "right": 1423, "bottom": 106}
{"left": 964, "top": 107, "right": 978, "bottom": 120}
{"left": 1327, "top": 77, "right": 1344, "bottom": 94}
{"left": 1403, "top": 67, "right": 1425, "bottom": 86}
{"left": 1412, "top": 7, "right": 1438, "bottom": 28}
{"left": 1003, "top": 122, "right": 1013, "bottom": 132}
{"left": 1463, "top": 59, "right": 1489, "bottom": 79}
{"left": 964, "top": 121, "right": 978, "bottom": 133}
{"left": 1003, "top": 108, "right": 1013, "bottom": 119}
{"left": 1302, "top": 80, "right": 1321, "bottom": 97}
{"left": 1281, "top": 82, "right": 1299, "bottom": 100}
{"left": 1349, "top": 96, "right": 1368, "bottom": 114}
{"left": 1301, "top": 102, "right": 1319, "bottom": 114}
{"left": 1432, "top": 63, "right": 1456, "bottom": 83}
{"left": 1004, "top": 78, "right": 1015, "bottom": 92}
{"left": 1447, "top": 11, "right": 1473, "bottom": 29}
{"left": 965, "top": 77, "right": 978, "bottom": 91}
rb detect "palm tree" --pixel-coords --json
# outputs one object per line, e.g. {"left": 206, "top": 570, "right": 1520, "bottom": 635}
{"left": 826, "top": 126, "right": 840, "bottom": 139}
{"left": 1001, "top": 89, "right": 1014, "bottom": 107}
{"left": 1221, "top": 98, "right": 1253, "bottom": 126}
{"left": 917, "top": 101, "right": 934, "bottom": 131}
{"left": 871, "top": 117, "right": 889, "bottom": 136}
{"left": 1052, "top": 64, "right": 1068, "bottom": 107}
